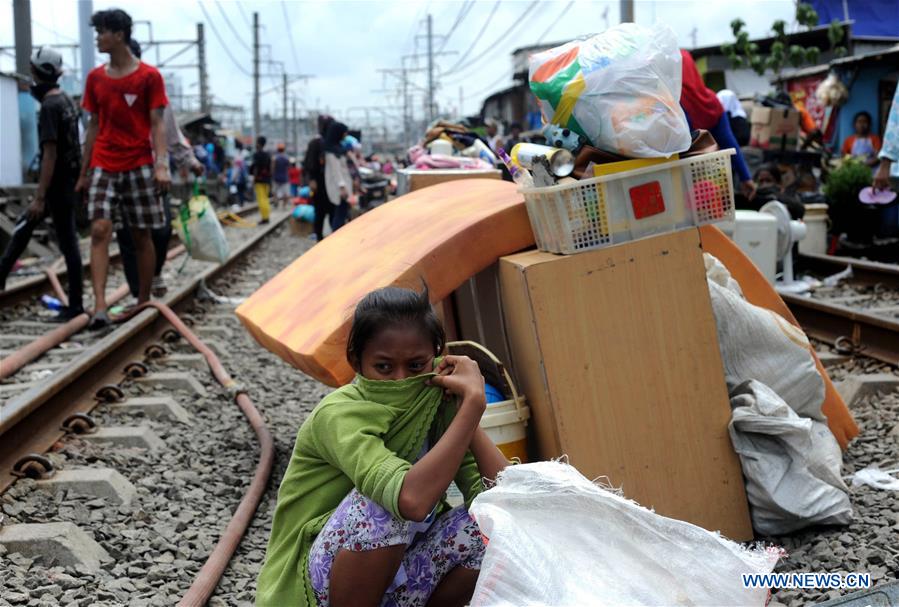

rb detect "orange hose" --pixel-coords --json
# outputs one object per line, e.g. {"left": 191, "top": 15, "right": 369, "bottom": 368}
{"left": 0, "top": 245, "right": 187, "bottom": 380}
{"left": 137, "top": 302, "right": 273, "bottom": 607}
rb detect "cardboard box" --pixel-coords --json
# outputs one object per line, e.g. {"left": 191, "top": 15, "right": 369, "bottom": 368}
{"left": 498, "top": 228, "right": 753, "bottom": 539}
{"left": 750, "top": 106, "right": 800, "bottom": 150}
{"left": 397, "top": 168, "right": 502, "bottom": 195}
{"left": 288, "top": 216, "right": 312, "bottom": 236}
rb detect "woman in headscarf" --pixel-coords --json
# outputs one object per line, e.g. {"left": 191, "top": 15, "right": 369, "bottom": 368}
{"left": 323, "top": 120, "right": 353, "bottom": 235}
{"left": 716, "top": 89, "right": 750, "bottom": 147}
{"left": 304, "top": 115, "right": 334, "bottom": 241}
{"left": 679, "top": 50, "right": 756, "bottom": 200}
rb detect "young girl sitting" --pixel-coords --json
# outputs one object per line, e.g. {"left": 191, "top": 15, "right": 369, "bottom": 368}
{"left": 256, "top": 285, "right": 509, "bottom": 607}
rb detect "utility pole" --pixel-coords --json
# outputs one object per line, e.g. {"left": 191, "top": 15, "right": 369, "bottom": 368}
{"left": 426, "top": 13, "right": 434, "bottom": 123}
{"left": 291, "top": 96, "right": 297, "bottom": 154}
{"left": 620, "top": 0, "right": 634, "bottom": 23}
{"left": 253, "top": 12, "right": 260, "bottom": 139}
{"left": 197, "top": 23, "right": 209, "bottom": 113}
{"left": 282, "top": 72, "right": 288, "bottom": 145}
{"left": 13, "top": 0, "right": 32, "bottom": 78}
{"left": 79, "top": 0, "right": 94, "bottom": 86}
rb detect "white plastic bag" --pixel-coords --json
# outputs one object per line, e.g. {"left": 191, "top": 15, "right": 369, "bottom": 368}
{"left": 528, "top": 23, "right": 691, "bottom": 158}
{"left": 470, "top": 461, "right": 781, "bottom": 607}
{"left": 729, "top": 380, "right": 852, "bottom": 535}
{"left": 704, "top": 253, "right": 826, "bottom": 420}
{"left": 173, "top": 194, "right": 230, "bottom": 264}
{"left": 849, "top": 466, "right": 899, "bottom": 491}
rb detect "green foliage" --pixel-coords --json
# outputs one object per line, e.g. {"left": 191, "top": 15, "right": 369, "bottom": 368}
{"left": 823, "top": 157, "right": 872, "bottom": 208}
{"left": 827, "top": 19, "right": 844, "bottom": 46}
{"left": 723, "top": 2, "right": 848, "bottom": 81}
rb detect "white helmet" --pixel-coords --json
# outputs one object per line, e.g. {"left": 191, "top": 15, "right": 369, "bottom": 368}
{"left": 30, "top": 47, "right": 63, "bottom": 80}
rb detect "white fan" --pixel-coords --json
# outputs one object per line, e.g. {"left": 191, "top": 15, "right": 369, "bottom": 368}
{"left": 760, "top": 200, "right": 808, "bottom": 293}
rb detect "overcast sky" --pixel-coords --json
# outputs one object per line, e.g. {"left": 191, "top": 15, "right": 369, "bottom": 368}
{"left": 1, "top": 0, "right": 796, "bottom": 126}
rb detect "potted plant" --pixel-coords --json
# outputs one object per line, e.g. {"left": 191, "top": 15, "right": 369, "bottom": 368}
{"left": 823, "top": 157, "right": 874, "bottom": 242}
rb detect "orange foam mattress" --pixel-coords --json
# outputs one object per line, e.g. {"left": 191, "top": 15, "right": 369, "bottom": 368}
{"left": 235, "top": 179, "right": 534, "bottom": 386}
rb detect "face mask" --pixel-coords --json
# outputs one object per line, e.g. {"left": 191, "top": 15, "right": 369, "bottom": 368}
{"left": 29, "top": 82, "right": 56, "bottom": 101}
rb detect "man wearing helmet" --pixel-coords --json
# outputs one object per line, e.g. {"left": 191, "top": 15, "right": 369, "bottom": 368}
{"left": 0, "top": 47, "right": 85, "bottom": 321}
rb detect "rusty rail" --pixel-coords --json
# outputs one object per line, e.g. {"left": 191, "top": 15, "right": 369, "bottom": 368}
{"left": 783, "top": 293, "right": 899, "bottom": 366}
{"left": 0, "top": 212, "right": 288, "bottom": 492}
{"left": 798, "top": 252, "right": 899, "bottom": 291}
{"left": 0, "top": 203, "right": 260, "bottom": 307}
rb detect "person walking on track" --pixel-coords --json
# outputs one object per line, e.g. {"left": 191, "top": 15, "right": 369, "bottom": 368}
{"left": 116, "top": 38, "right": 203, "bottom": 300}
{"left": 76, "top": 8, "right": 170, "bottom": 329}
{"left": 0, "top": 47, "right": 84, "bottom": 322}
{"left": 251, "top": 136, "right": 273, "bottom": 224}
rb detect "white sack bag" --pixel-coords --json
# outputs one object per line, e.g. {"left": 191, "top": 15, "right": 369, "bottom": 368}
{"left": 729, "top": 380, "right": 852, "bottom": 535}
{"left": 470, "top": 461, "right": 781, "bottom": 607}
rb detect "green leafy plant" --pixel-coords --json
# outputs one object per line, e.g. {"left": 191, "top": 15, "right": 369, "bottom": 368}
{"left": 824, "top": 157, "right": 872, "bottom": 207}
{"left": 722, "top": 3, "right": 846, "bottom": 80}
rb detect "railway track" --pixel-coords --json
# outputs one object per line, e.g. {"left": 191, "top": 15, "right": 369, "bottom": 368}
{"left": 786, "top": 253, "right": 899, "bottom": 366}
{"left": 0, "top": 208, "right": 291, "bottom": 605}
{"left": 0, "top": 203, "right": 260, "bottom": 309}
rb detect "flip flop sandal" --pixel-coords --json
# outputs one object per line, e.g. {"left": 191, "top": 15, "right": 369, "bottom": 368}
{"left": 87, "top": 310, "right": 111, "bottom": 331}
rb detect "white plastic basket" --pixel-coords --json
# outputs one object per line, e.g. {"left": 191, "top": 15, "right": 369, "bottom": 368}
{"left": 521, "top": 150, "right": 736, "bottom": 254}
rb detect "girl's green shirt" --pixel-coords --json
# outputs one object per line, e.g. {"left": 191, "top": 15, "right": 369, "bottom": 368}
{"left": 255, "top": 372, "right": 485, "bottom": 607}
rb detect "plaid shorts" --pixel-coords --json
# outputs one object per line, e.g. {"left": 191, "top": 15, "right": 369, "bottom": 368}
{"left": 88, "top": 164, "right": 165, "bottom": 230}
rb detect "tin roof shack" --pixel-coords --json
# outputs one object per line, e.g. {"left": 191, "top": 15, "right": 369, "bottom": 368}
{"left": 690, "top": 22, "right": 897, "bottom": 98}
{"left": 777, "top": 46, "right": 899, "bottom": 151}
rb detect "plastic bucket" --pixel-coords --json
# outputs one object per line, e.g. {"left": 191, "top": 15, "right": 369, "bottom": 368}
{"left": 799, "top": 203, "right": 829, "bottom": 256}
{"left": 448, "top": 340, "right": 531, "bottom": 463}
{"left": 480, "top": 398, "right": 531, "bottom": 463}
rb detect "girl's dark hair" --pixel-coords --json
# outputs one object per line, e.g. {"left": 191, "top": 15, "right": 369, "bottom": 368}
{"left": 346, "top": 284, "right": 445, "bottom": 368}
{"left": 853, "top": 111, "right": 872, "bottom": 124}
{"left": 90, "top": 9, "right": 133, "bottom": 42}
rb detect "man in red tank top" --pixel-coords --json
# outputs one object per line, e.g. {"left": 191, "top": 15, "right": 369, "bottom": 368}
{"left": 75, "top": 8, "right": 170, "bottom": 329}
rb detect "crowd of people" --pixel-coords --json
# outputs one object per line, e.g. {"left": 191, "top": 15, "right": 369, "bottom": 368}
{"left": 0, "top": 6, "right": 406, "bottom": 328}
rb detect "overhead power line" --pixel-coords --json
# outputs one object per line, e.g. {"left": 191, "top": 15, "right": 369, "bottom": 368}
{"left": 436, "top": 0, "right": 475, "bottom": 53}
{"left": 442, "top": 0, "right": 502, "bottom": 75}
{"left": 535, "top": 0, "right": 575, "bottom": 44}
{"left": 281, "top": 1, "right": 301, "bottom": 72}
{"left": 215, "top": 1, "right": 252, "bottom": 52}
{"left": 444, "top": 0, "right": 539, "bottom": 78}
{"left": 197, "top": 0, "right": 251, "bottom": 76}
{"left": 236, "top": 1, "right": 253, "bottom": 27}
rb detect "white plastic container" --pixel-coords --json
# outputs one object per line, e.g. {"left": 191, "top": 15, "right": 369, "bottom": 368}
{"left": 521, "top": 150, "right": 736, "bottom": 254}
{"left": 798, "top": 203, "right": 829, "bottom": 256}
{"left": 717, "top": 209, "right": 779, "bottom": 283}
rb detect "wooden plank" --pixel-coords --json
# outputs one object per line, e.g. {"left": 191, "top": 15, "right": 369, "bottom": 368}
{"left": 236, "top": 179, "right": 534, "bottom": 386}
{"left": 499, "top": 229, "right": 752, "bottom": 540}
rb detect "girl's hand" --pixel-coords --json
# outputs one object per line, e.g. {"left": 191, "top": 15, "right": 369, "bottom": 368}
{"left": 428, "top": 355, "right": 485, "bottom": 405}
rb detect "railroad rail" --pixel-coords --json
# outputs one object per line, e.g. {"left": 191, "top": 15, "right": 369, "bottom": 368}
{"left": 787, "top": 253, "right": 899, "bottom": 366}
{"left": 0, "top": 210, "right": 289, "bottom": 605}
{"left": 0, "top": 203, "right": 260, "bottom": 308}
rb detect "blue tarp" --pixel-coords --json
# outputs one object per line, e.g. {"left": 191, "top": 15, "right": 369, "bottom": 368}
{"left": 808, "top": 0, "right": 899, "bottom": 38}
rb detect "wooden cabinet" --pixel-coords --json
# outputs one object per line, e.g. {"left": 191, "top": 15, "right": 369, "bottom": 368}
{"left": 498, "top": 228, "right": 753, "bottom": 540}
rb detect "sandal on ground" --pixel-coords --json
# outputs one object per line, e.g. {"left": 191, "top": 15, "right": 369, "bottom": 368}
{"left": 47, "top": 306, "right": 87, "bottom": 323}
{"left": 87, "top": 310, "right": 111, "bottom": 331}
